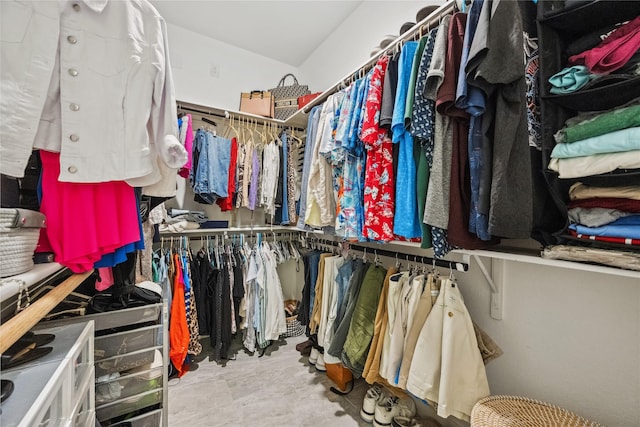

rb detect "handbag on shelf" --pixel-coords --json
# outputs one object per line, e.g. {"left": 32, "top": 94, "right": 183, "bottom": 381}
{"left": 269, "top": 74, "right": 310, "bottom": 120}
{"left": 298, "top": 92, "right": 322, "bottom": 110}
{"left": 239, "top": 90, "right": 274, "bottom": 118}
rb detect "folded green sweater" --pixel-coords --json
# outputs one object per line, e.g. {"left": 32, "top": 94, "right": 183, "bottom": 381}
{"left": 555, "top": 103, "right": 640, "bottom": 143}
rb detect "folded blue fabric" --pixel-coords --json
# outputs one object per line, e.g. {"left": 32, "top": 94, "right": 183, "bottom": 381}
{"left": 568, "top": 214, "right": 640, "bottom": 239}
{"left": 551, "top": 126, "right": 640, "bottom": 158}
{"left": 549, "top": 65, "right": 595, "bottom": 94}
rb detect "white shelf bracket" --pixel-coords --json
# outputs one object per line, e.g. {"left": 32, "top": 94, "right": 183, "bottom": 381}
{"left": 471, "top": 254, "right": 504, "bottom": 320}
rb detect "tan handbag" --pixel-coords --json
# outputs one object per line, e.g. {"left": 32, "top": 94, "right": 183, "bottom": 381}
{"left": 239, "top": 91, "right": 274, "bottom": 118}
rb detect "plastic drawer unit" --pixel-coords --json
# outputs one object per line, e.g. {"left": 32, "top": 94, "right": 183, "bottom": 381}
{"left": 0, "top": 321, "right": 95, "bottom": 427}
{"left": 110, "top": 408, "right": 163, "bottom": 427}
{"left": 96, "top": 366, "right": 163, "bottom": 406}
{"left": 38, "top": 303, "right": 167, "bottom": 426}
{"left": 96, "top": 388, "right": 163, "bottom": 422}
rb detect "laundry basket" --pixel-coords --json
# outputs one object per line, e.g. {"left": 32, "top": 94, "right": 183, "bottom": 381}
{"left": 471, "top": 395, "right": 603, "bottom": 427}
{"left": 0, "top": 208, "right": 46, "bottom": 277}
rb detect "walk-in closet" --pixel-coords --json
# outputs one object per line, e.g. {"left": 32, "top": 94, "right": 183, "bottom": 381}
{"left": 1, "top": 1, "right": 638, "bottom": 427}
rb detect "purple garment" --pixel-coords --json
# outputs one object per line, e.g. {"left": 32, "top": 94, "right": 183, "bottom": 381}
{"left": 248, "top": 149, "right": 260, "bottom": 210}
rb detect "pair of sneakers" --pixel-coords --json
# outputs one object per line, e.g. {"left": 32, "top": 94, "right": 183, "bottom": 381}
{"left": 360, "top": 385, "right": 416, "bottom": 427}
{"left": 308, "top": 347, "right": 326, "bottom": 372}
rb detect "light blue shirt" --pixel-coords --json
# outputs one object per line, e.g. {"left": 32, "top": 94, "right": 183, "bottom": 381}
{"left": 551, "top": 127, "right": 640, "bottom": 158}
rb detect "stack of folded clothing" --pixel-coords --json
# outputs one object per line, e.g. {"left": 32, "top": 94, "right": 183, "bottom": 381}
{"left": 565, "top": 182, "right": 640, "bottom": 247}
{"left": 548, "top": 101, "right": 640, "bottom": 177}
{"left": 548, "top": 16, "right": 640, "bottom": 94}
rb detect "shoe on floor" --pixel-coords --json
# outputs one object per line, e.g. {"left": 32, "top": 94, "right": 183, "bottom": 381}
{"left": 309, "top": 347, "right": 319, "bottom": 365}
{"left": 392, "top": 417, "right": 420, "bottom": 427}
{"left": 393, "top": 416, "right": 441, "bottom": 427}
{"left": 373, "top": 396, "right": 399, "bottom": 427}
{"left": 296, "top": 339, "right": 313, "bottom": 354}
{"left": 360, "top": 385, "right": 387, "bottom": 423}
{"left": 315, "top": 352, "right": 326, "bottom": 372}
{"left": 396, "top": 396, "right": 416, "bottom": 419}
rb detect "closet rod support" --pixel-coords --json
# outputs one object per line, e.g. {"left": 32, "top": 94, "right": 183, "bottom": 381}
{"left": 469, "top": 254, "right": 504, "bottom": 320}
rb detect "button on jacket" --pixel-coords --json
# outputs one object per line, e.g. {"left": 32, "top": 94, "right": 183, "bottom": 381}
{"left": 0, "top": 0, "right": 186, "bottom": 195}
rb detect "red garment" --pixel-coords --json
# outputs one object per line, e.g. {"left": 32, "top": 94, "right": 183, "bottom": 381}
{"left": 569, "top": 16, "right": 640, "bottom": 75}
{"left": 361, "top": 56, "right": 390, "bottom": 145}
{"left": 363, "top": 138, "right": 396, "bottom": 241}
{"left": 567, "top": 197, "right": 640, "bottom": 213}
{"left": 37, "top": 150, "right": 141, "bottom": 273}
{"left": 568, "top": 229, "right": 640, "bottom": 246}
{"left": 178, "top": 114, "right": 194, "bottom": 178}
{"left": 362, "top": 56, "right": 396, "bottom": 242}
{"left": 216, "top": 137, "right": 238, "bottom": 211}
{"left": 169, "top": 253, "right": 190, "bottom": 377}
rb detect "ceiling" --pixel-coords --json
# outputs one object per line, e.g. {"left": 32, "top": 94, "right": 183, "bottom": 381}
{"left": 150, "top": 1, "right": 363, "bottom": 66}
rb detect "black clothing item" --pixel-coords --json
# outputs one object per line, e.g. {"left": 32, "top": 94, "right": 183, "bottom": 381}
{"left": 210, "top": 262, "right": 224, "bottom": 360}
{"left": 380, "top": 53, "right": 400, "bottom": 129}
{"left": 232, "top": 250, "right": 244, "bottom": 332}
{"left": 1, "top": 151, "right": 41, "bottom": 210}
{"left": 219, "top": 255, "right": 233, "bottom": 359}
{"left": 297, "top": 252, "right": 312, "bottom": 326}
{"left": 191, "top": 250, "right": 212, "bottom": 336}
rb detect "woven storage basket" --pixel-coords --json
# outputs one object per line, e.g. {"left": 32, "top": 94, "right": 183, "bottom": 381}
{"left": 0, "top": 208, "right": 45, "bottom": 278}
{"left": 471, "top": 395, "right": 603, "bottom": 427}
{"left": 285, "top": 315, "right": 305, "bottom": 337}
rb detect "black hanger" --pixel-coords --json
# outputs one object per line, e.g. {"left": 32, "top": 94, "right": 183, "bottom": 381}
{"left": 202, "top": 117, "right": 217, "bottom": 126}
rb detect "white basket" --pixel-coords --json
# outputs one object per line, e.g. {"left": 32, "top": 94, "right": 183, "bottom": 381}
{"left": 0, "top": 209, "right": 45, "bottom": 277}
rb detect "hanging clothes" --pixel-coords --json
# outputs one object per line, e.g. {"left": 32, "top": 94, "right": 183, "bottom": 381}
{"left": 424, "top": 15, "right": 454, "bottom": 258}
{"left": 406, "top": 277, "right": 490, "bottom": 422}
{"left": 215, "top": 137, "right": 238, "bottom": 212}
{"left": 397, "top": 273, "right": 440, "bottom": 389}
{"left": 392, "top": 41, "right": 422, "bottom": 239}
{"left": 362, "top": 56, "right": 396, "bottom": 242}
{"left": 37, "top": 150, "right": 142, "bottom": 273}
{"left": 327, "top": 259, "right": 369, "bottom": 360}
{"left": 342, "top": 264, "right": 387, "bottom": 378}
{"left": 261, "top": 141, "right": 281, "bottom": 218}
{"left": 169, "top": 253, "right": 189, "bottom": 377}
{"left": 191, "top": 130, "right": 232, "bottom": 204}
{"left": 179, "top": 114, "right": 194, "bottom": 179}
{"left": 361, "top": 266, "right": 399, "bottom": 386}
{"left": 297, "top": 106, "right": 323, "bottom": 229}
{"left": 287, "top": 135, "right": 300, "bottom": 225}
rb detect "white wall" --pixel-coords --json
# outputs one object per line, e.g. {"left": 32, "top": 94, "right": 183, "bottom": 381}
{"left": 299, "top": 1, "right": 440, "bottom": 92}
{"left": 166, "top": 23, "right": 304, "bottom": 111}
{"left": 454, "top": 259, "right": 640, "bottom": 427}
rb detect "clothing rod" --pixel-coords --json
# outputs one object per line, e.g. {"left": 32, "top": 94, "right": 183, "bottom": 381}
{"left": 159, "top": 226, "right": 299, "bottom": 238}
{"left": 300, "top": 0, "right": 457, "bottom": 114}
{"left": 308, "top": 237, "right": 468, "bottom": 272}
{"left": 177, "top": 102, "right": 305, "bottom": 131}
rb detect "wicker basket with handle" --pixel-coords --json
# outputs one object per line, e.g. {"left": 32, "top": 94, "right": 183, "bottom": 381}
{"left": 0, "top": 208, "right": 46, "bottom": 277}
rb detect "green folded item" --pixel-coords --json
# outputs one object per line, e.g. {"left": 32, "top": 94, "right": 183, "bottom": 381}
{"left": 555, "top": 103, "right": 640, "bottom": 143}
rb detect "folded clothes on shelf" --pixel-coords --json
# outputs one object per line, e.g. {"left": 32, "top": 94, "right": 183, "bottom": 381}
{"left": 554, "top": 103, "right": 640, "bottom": 143}
{"left": 550, "top": 127, "right": 640, "bottom": 158}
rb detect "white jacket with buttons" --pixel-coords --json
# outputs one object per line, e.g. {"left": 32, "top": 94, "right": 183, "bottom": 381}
{"left": 0, "top": 0, "right": 186, "bottom": 196}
